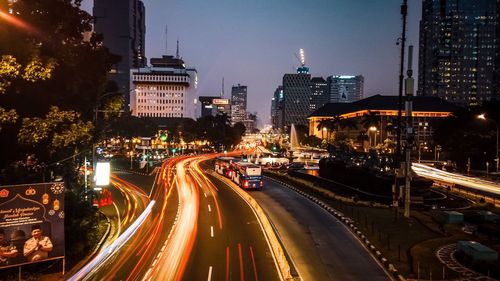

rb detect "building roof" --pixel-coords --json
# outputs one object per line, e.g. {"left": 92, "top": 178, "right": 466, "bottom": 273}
{"left": 309, "top": 94, "right": 459, "bottom": 118}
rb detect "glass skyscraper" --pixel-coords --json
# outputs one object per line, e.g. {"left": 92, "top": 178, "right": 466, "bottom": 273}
{"left": 418, "top": 0, "right": 498, "bottom": 107}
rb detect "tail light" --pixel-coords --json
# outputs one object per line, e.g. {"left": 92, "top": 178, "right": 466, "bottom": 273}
{"left": 260, "top": 180, "right": 263, "bottom": 187}
{"left": 244, "top": 180, "right": 249, "bottom": 188}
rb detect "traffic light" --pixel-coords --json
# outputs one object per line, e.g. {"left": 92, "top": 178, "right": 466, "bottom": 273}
{"left": 159, "top": 130, "right": 167, "bottom": 142}
{"left": 172, "top": 148, "right": 177, "bottom": 153}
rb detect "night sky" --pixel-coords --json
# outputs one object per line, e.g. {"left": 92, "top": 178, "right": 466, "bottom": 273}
{"left": 82, "top": 0, "right": 421, "bottom": 126}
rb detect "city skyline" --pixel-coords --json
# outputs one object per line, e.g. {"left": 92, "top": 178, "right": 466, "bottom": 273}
{"left": 82, "top": 0, "right": 421, "bottom": 124}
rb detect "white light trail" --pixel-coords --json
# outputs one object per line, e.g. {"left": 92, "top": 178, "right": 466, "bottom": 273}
{"left": 68, "top": 200, "right": 156, "bottom": 281}
{"left": 412, "top": 163, "right": 500, "bottom": 196}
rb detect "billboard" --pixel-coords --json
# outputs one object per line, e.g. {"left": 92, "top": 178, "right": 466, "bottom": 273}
{"left": 212, "top": 98, "right": 229, "bottom": 105}
{"left": 0, "top": 182, "right": 65, "bottom": 269}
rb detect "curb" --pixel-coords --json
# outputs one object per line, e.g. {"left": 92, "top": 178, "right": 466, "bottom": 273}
{"left": 265, "top": 175, "right": 406, "bottom": 281}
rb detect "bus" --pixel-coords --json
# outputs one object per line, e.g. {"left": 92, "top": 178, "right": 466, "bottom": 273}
{"left": 215, "top": 157, "right": 237, "bottom": 178}
{"left": 231, "top": 162, "right": 263, "bottom": 189}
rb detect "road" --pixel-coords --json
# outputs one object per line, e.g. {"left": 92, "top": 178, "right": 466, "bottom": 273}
{"left": 251, "top": 178, "right": 389, "bottom": 281}
{"left": 71, "top": 154, "right": 392, "bottom": 281}
{"left": 182, "top": 159, "right": 281, "bottom": 281}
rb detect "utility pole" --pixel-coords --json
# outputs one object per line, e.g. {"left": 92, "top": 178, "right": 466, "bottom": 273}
{"left": 404, "top": 45, "right": 414, "bottom": 218}
{"left": 396, "top": 0, "right": 407, "bottom": 166}
{"left": 393, "top": 0, "right": 408, "bottom": 210}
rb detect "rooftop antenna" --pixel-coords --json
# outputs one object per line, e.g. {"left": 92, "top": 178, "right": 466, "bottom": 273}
{"left": 165, "top": 25, "right": 168, "bottom": 54}
{"left": 221, "top": 77, "right": 224, "bottom": 98}
{"left": 176, "top": 38, "right": 180, "bottom": 59}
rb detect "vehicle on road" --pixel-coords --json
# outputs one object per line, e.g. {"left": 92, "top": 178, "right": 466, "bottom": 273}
{"left": 215, "top": 156, "right": 237, "bottom": 177}
{"left": 231, "top": 162, "right": 263, "bottom": 189}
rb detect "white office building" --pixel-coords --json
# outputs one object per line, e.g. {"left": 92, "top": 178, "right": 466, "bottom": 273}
{"left": 130, "top": 55, "right": 198, "bottom": 119}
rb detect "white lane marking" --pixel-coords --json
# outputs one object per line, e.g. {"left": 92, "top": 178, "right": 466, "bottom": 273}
{"left": 204, "top": 192, "right": 208, "bottom": 198}
{"left": 210, "top": 226, "right": 214, "bottom": 238}
{"left": 207, "top": 266, "right": 213, "bottom": 281}
{"left": 208, "top": 204, "right": 212, "bottom": 212}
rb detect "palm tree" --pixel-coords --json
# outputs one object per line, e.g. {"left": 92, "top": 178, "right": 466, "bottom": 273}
{"left": 361, "top": 110, "right": 379, "bottom": 130}
{"left": 316, "top": 118, "right": 330, "bottom": 140}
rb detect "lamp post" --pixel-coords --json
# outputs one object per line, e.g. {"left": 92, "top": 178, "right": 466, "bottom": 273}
{"left": 478, "top": 114, "right": 499, "bottom": 174}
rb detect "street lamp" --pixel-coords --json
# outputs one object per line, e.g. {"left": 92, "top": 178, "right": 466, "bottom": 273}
{"left": 478, "top": 113, "right": 499, "bottom": 174}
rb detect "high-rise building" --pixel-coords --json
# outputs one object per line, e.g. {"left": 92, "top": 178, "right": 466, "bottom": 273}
{"left": 271, "top": 86, "right": 284, "bottom": 130}
{"left": 327, "top": 75, "right": 364, "bottom": 103}
{"left": 231, "top": 84, "right": 247, "bottom": 124}
{"left": 282, "top": 72, "right": 311, "bottom": 129}
{"left": 199, "top": 96, "right": 231, "bottom": 117}
{"left": 309, "top": 77, "right": 329, "bottom": 113}
{"left": 93, "top": 0, "right": 146, "bottom": 106}
{"left": 130, "top": 55, "right": 198, "bottom": 119}
{"left": 495, "top": 0, "right": 500, "bottom": 100}
{"left": 418, "top": 0, "right": 497, "bottom": 107}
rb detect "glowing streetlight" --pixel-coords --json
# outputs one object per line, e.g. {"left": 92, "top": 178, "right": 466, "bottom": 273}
{"left": 477, "top": 113, "right": 499, "bottom": 174}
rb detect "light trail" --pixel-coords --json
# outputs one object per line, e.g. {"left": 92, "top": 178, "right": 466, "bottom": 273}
{"left": 142, "top": 157, "right": 200, "bottom": 281}
{"left": 68, "top": 200, "right": 156, "bottom": 281}
{"left": 413, "top": 163, "right": 500, "bottom": 196}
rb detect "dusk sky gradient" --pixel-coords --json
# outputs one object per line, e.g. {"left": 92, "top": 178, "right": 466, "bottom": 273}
{"left": 82, "top": 0, "right": 422, "bottom": 125}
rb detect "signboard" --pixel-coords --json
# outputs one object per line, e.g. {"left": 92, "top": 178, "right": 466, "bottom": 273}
{"left": 212, "top": 98, "right": 229, "bottom": 105}
{"left": 0, "top": 182, "right": 65, "bottom": 269}
{"left": 95, "top": 162, "right": 110, "bottom": 187}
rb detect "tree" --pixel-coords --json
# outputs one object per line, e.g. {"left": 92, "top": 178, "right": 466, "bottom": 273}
{"left": 17, "top": 106, "right": 93, "bottom": 159}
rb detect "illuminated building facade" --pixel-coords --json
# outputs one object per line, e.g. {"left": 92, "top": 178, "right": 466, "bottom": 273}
{"left": 130, "top": 55, "right": 198, "bottom": 119}
{"left": 309, "top": 95, "right": 457, "bottom": 152}
{"left": 271, "top": 86, "right": 284, "bottom": 130}
{"left": 282, "top": 72, "right": 312, "bottom": 128}
{"left": 418, "top": 0, "right": 498, "bottom": 106}
{"left": 231, "top": 84, "right": 247, "bottom": 125}
{"left": 327, "top": 75, "right": 364, "bottom": 103}
{"left": 309, "top": 77, "right": 329, "bottom": 113}
{"left": 93, "top": 0, "right": 146, "bottom": 106}
{"left": 199, "top": 96, "right": 231, "bottom": 117}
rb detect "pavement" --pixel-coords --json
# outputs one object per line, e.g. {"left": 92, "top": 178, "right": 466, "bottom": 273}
{"left": 436, "top": 244, "right": 496, "bottom": 281}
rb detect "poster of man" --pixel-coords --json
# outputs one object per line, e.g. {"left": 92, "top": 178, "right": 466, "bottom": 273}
{"left": 0, "top": 182, "right": 65, "bottom": 269}
{"left": 23, "top": 225, "right": 53, "bottom": 262}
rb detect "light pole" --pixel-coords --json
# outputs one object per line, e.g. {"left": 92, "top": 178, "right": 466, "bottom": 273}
{"left": 478, "top": 113, "right": 499, "bottom": 174}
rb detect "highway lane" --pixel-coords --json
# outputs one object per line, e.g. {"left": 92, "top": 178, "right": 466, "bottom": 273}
{"left": 250, "top": 178, "right": 390, "bottom": 281}
{"left": 413, "top": 163, "right": 500, "bottom": 198}
{"left": 182, "top": 158, "right": 281, "bottom": 281}
{"left": 70, "top": 158, "right": 181, "bottom": 281}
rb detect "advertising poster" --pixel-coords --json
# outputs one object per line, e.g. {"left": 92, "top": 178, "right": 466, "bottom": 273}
{"left": 0, "top": 182, "right": 65, "bottom": 269}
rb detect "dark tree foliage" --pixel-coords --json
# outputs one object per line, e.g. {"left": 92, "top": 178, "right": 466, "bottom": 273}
{"left": 433, "top": 100, "right": 500, "bottom": 170}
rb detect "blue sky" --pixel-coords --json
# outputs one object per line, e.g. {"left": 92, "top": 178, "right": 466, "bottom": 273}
{"left": 82, "top": 0, "right": 421, "bottom": 125}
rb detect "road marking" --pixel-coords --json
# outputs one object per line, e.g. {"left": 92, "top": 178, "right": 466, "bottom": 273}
{"left": 249, "top": 246, "right": 259, "bottom": 281}
{"left": 207, "top": 266, "right": 213, "bottom": 281}
{"left": 226, "top": 246, "right": 230, "bottom": 281}
{"left": 238, "top": 243, "right": 244, "bottom": 281}
{"left": 211, "top": 226, "right": 214, "bottom": 238}
{"left": 204, "top": 192, "right": 208, "bottom": 198}
{"left": 208, "top": 204, "right": 212, "bottom": 212}
{"left": 112, "top": 202, "right": 122, "bottom": 236}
